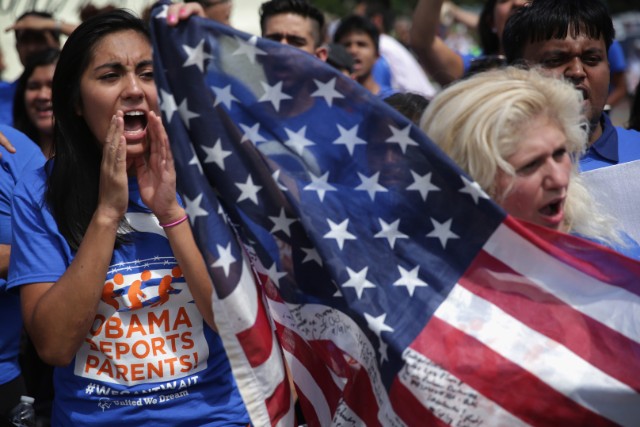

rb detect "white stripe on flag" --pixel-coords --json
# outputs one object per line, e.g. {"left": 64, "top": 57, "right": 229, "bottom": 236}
{"left": 435, "top": 283, "right": 640, "bottom": 426}
{"left": 331, "top": 400, "right": 366, "bottom": 426}
{"left": 399, "top": 347, "right": 531, "bottom": 427}
{"left": 485, "top": 223, "right": 640, "bottom": 344}
{"left": 269, "top": 300, "right": 404, "bottom": 425}
{"left": 220, "top": 259, "right": 259, "bottom": 333}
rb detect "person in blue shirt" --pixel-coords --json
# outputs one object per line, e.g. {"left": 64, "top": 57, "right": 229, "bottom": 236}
{"left": 606, "top": 39, "right": 628, "bottom": 110}
{"left": 260, "top": 0, "right": 328, "bottom": 61}
{"left": 0, "top": 126, "right": 45, "bottom": 421}
{"left": 502, "top": 0, "right": 640, "bottom": 172}
{"left": 8, "top": 10, "right": 249, "bottom": 426}
{"left": 0, "top": 11, "right": 73, "bottom": 126}
{"left": 333, "top": 14, "right": 396, "bottom": 99}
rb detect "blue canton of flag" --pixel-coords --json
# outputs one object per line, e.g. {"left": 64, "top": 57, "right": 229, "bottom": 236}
{"left": 150, "top": 3, "right": 640, "bottom": 426}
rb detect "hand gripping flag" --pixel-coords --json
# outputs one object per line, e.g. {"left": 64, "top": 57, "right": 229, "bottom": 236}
{"left": 150, "top": 3, "right": 640, "bottom": 426}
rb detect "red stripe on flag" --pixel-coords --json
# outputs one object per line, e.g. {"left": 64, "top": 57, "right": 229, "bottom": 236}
{"left": 341, "top": 367, "right": 382, "bottom": 427}
{"left": 236, "top": 291, "right": 274, "bottom": 368}
{"left": 294, "top": 384, "right": 322, "bottom": 427}
{"left": 264, "top": 373, "right": 293, "bottom": 427}
{"left": 413, "top": 317, "right": 617, "bottom": 426}
{"left": 462, "top": 250, "right": 640, "bottom": 392}
{"left": 274, "top": 323, "right": 342, "bottom": 414}
{"left": 504, "top": 217, "right": 640, "bottom": 292}
{"left": 388, "top": 377, "right": 450, "bottom": 427}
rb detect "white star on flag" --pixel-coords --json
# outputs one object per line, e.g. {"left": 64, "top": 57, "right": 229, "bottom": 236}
{"left": 407, "top": 171, "right": 440, "bottom": 201}
{"left": 355, "top": 172, "right": 388, "bottom": 201}
{"left": 332, "top": 124, "right": 367, "bottom": 156}
{"left": 323, "top": 219, "right": 356, "bottom": 250}
{"left": 265, "top": 263, "right": 287, "bottom": 287}
{"left": 178, "top": 98, "right": 199, "bottom": 129}
{"left": 268, "top": 208, "right": 297, "bottom": 237}
{"left": 374, "top": 218, "right": 408, "bottom": 249}
{"left": 364, "top": 312, "right": 394, "bottom": 337}
{"left": 183, "top": 193, "right": 209, "bottom": 225}
{"left": 284, "top": 126, "right": 315, "bottom": 155}
{"left": 188, "top": 149, "right": 203, "bottom": 175}
{"left": 211, "top": 84, "right": 239, "bottom": 109}
{"left": 259, "top": 81, "right": 292, "bottom": 111}
{"left": 311, "top": 78, "right": 344, "bottom": 106}
{"left": 211, "top": 243, "right": 236, "bottom": 277}
{"left": 236, "top": 175, "right": 262, "bottom": 204}
{"left": 393, "top": 266, "right": 429, "bottom": 297}
{"left": 386, "top": 124, "right": 419, "bottom": 154}
{"left": 217, "top": 204, "right": 229, "bottom": 224}
{"left": 159, "top": 89, "right": 178, "bottom": 122}
{"left": 304, "top": 172, "right": 336, "bottom": 201}
{"left": 379, "top": 339, "right": 390, "bottom": 363}
{"left": 271, "top": 170, "right": 288, "bottom": 192}
{"left": 240, "top": 123, "right": 267, "bottom": 144}
{"left": 301, "top": 247, "right": 323, "bottom": 266}
{"left": 459, "top": 175, "right": 490, "bottom": 204}
{"left": 341, "top": 267, "right": 376, "bottom": 299}
{"left": 201, "top": 138, "right": 232, "bottom": 170}
{"left": 427, "top": 218, "right": 459, "bottom": 249}
{"left": 154, "top": 4, "right": 168, "bottom": 19}
{"left": 182, "top": 39, "right": 213, "bottom": 72}
{"left": 232, "top": 35, "right": 267, "bottom": 64}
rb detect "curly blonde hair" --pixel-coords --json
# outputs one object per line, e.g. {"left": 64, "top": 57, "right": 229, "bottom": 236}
{"left": 420, "top": 66, "right": 620, "bottom": 244}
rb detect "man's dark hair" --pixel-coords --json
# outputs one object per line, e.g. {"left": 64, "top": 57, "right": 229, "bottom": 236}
{"left": 259, "top": 0, "right": 325, "bottom": 47}
{"left": 384, "top": 92, "right": 430, "bottom": 124}
{"left": 333, "top": 14, "right": 380, "bottom": 54}
{"left": 503, "top": 0, "right": 615, "bottom": 63}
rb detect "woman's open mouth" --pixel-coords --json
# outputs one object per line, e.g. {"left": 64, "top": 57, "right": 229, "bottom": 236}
{"left": 538, "top": 198, "right": 565, "bottom": 228}
{"left": 123, "top": 110, "right": 148, "bottom": 140}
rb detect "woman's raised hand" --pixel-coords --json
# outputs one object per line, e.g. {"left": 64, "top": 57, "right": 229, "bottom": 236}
{"left": 136, "top": 111, "right": 184, "bottom": 224}
{"left": 95, "top": 112, "right": 129, "bottom": 223}
{"left": 166, "top": 2, "right": 205, "bottom": 26}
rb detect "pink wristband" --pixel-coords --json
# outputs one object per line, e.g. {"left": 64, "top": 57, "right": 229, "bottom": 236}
{"left": 159, "top": 214, "right": 188, "bottom": 228}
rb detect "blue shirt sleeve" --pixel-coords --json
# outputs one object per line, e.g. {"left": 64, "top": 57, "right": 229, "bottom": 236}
{"left": 372, "top": 56, "right": 393, "bottom": 91}
{"left": 608, "top": 40, "right": 627, "bottom": 73}
{"left": 0, "top": 126, "right": 45, "bottom": 290}
{"left": 8, "top": 168, "right": 71, "bottom": 290}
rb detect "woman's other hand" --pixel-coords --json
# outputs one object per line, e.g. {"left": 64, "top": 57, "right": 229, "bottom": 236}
{"left": 136, "top": 111, "right": 183, "bottom": 224}
{"left": 166, "top": 2, "right": 205, "bottom": 26}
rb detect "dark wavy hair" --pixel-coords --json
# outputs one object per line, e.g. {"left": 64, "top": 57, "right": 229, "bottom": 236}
{"left": 503, "top": 0, "right": 614, "bottom": 63}
{"left": 48, "top": 9, "right": 149, "bottom": 251}
{"left": 629, "top": 81, "right": 640, "bottom": 132}
{"left": 12, "top": 47, "right": 59, "bottom": 146}
{"left": 478, "top": 0, "right": 500, "bottom": 56}
{"left": 259, "top": 0, "right": 325, "bottom": 47}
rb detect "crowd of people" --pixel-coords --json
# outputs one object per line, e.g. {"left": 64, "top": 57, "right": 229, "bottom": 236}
{"left": 0, "top": 0, "right": 639, "bottom": 425}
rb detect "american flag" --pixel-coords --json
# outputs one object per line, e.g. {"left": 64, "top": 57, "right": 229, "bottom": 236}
{"left": 150, "top": 3, "right": 640, "bottom": 426}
